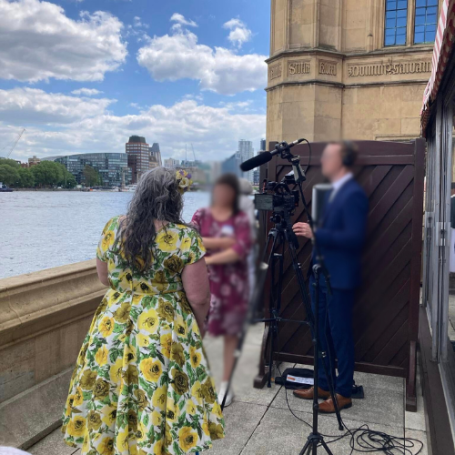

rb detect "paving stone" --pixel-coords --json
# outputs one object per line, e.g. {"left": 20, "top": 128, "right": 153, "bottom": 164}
{"left": 270, "top": 382, "right": 404, "bottom": 428}
{"left": 405, "top": 368, "right": 426, "bottom": 432}
{"left": 241, "top": 406, "right": 410, "bottom": 455}
{"left": 404, "top": 428, "right": 428, "bottom": 455}
{"left": 353, "top": 371, "right": 404, "bottom": 395}
{"left": 28, "top": 427, "right": 77, "bottom": 455}
{"left": 210, "top": 402, "right": 268, "bottom": 455}
{"left": 0, "top": 370, "right": 71, "bottom": 449}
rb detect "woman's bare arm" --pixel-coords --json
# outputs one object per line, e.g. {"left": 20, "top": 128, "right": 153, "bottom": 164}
{"left": 96, "top": 258, "right": 109, "bottom": 287}
{"left": 202, "top": 237, "right": 235, "bottom": 250}
{"left": 181, "top": 258, "right": 211, "bottom": 336}
{"left": 205, "top": 248, "right": 240, "bottom": 265}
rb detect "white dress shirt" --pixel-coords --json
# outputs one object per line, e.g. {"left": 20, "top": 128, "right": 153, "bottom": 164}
{"left": 329, "top": 172, "right": 354, "bottom": 202}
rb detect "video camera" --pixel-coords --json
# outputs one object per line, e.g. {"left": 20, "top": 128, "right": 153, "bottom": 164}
{"left": 254, "top": 173, "right": 300, "bottom": 214}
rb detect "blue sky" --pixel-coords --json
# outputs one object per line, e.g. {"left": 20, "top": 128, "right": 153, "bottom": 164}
{"left": 0, "top": 0, "right": 269, "bottom": 161}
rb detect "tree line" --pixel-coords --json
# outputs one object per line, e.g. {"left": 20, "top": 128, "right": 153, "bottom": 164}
{"left": 0, "top": 158, "right": 77, "bottom": 188}
{"left": 0, "top": 159, "right": 102, "bottom": 188}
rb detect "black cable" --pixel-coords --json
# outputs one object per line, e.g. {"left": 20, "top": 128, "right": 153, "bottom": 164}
{"left": 276, "top": 349, "right": 424, "bottom": 454}
{"left": 301, "top": 138, "right": 312, "bottom": 174}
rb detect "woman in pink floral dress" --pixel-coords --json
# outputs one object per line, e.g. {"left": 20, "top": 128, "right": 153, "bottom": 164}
{"left": 191, "top": 174, "right": 251, "bottom": 406}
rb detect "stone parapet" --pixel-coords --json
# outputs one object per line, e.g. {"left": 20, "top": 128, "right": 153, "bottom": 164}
{"left": 0, "top": 260, "right": 105, "bottom": 448}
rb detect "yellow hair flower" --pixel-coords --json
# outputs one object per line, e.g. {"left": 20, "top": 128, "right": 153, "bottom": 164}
{"left": 176, "top": 169, "right": 193, "bottom": 194}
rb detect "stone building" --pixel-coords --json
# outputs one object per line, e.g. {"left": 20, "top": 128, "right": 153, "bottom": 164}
{"left": 266, "top": 0, "right": 440, "bottom": 144}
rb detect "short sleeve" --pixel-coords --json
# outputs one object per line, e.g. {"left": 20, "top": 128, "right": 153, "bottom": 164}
{"left": 96, "top": 217, "right": 118, "bottom": 262}
{"left": 181, "top": 227, "right": 206, "bottom": 265}
{"left": 191, "top": 208, "right": 205, "bottom": 233}
{"left": 231, "top": 212, "right": 252, "bottom": 260}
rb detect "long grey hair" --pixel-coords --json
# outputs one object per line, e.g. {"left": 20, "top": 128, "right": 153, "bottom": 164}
{"left": 120, "top": 167, "right": 184, "bottom": 271}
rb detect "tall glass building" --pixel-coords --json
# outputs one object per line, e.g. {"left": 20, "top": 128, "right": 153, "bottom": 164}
{"left": 54, "top": 153, "right": 132, "bottom": 187}
{"left": 126, "top": 136, "right": 150, "bottom": 183}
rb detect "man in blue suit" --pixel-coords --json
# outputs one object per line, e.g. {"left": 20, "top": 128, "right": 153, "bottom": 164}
{"left": 292, "top": 141, "right": 368, "bottom": 413}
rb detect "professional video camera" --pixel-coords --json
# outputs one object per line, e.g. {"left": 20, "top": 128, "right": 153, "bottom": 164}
{"left": 254, "top": 174, "right": 300, "bottom": 215}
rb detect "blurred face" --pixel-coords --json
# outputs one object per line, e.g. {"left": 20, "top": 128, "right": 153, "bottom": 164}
{"left": 213, "top": 183, "right": 236, "bottom": 208}
{"left": 320, "top": 143, "right": 344, "bottom": 181}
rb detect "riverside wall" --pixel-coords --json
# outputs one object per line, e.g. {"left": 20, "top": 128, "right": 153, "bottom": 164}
{"left": 0, "top": 260, "right": 105, "bottom": 449}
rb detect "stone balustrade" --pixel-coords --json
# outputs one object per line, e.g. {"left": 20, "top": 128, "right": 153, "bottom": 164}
{"left": 0, "top": 260, "right": 105, "bottom": 449}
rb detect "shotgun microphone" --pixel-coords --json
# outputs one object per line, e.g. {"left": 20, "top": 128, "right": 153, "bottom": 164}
{"left": 240, "top": 152, "right": 272, "bottom": 172}
{"left": 240, "top": 138, "right": 307, "bottom": 172}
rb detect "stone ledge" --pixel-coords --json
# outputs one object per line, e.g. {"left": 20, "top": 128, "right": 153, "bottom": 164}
{"left": 0, "top": 261, "right": 105, "bottom": 403}
{"left": 0, "top": 260, "right": 105, "bottom": 347}
{"left": 0, "top": 368, "right": 72, "bottom": 450}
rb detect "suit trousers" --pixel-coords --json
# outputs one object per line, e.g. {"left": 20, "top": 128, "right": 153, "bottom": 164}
{"left": 309, "top": 274, "right": 355, "bottom": 398}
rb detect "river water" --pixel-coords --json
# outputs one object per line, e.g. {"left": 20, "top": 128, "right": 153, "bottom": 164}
{"left": 0, "top": 191, "right": 210, "bottom": 279}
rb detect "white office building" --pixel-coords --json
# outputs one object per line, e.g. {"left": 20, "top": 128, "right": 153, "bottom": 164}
{"left": 238, "top": 140, "right": 254, "bottom": 183}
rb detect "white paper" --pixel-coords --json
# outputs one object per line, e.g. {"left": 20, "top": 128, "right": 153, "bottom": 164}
{"left": 287, "top": 374, "right": 314, "bottom": 385}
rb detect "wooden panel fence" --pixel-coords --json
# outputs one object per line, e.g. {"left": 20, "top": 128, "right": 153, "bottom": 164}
{"left": 254, "top": 139, "right": 425, "bottom": 411}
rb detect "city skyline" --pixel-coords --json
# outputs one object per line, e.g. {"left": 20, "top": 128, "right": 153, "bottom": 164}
{"left": 0, "top": 0, "right": 268, "bottom": 163}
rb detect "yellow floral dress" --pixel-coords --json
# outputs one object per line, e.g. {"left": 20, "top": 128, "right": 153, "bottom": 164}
{"left": 62, "top": 216, "right": 225, "bottom": 455}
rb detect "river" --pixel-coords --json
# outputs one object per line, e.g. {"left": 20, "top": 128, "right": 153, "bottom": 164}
{"left": 0, "top": 191, "right": 210, "bottom": 279}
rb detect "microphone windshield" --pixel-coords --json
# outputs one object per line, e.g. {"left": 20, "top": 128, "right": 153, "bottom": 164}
{"left": 240, "top": 152, "right": 272, "bottom": 172}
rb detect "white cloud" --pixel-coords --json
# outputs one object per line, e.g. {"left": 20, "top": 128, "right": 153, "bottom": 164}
{"left": 0, "top": 0, "right": 127, "bottom": 82}
{"left": 170, "top": 13, "right": 197, "bottom": 28}
{"left": 137, "top": 27, "right": 267, "bottom": 95}
{"left": 71, "top": 88, "right": 103, "bottom": 96}
{"left": 0, "top": 88, "right": 114, "bottom": 124}
{"left": 223, "top": 18, "right": 252, "bottom": 48}
{"left": 0, "top": 88, "right": 265, "bottom": 162}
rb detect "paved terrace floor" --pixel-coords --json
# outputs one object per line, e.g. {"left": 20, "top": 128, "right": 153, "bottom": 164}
{"left": 29, "top": 325, "right": 428, "bottom": 455}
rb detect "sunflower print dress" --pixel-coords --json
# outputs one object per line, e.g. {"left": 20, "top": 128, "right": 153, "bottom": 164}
{"left": 62, "top": 216, "right": 225, "bottom": 455}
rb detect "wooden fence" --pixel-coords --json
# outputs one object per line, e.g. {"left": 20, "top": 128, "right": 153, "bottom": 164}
{"left": 254, "top": 139, "right": 425, "bottom": 411}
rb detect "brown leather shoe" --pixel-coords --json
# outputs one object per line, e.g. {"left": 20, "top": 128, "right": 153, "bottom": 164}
{"left": 318, "top": 394, "right": 352, "bottom": 413}
{"left": 293, "top": 386, "right": 331, "bottom": 400}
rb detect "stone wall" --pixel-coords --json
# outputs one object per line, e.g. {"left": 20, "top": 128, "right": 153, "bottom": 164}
{"left": 266, "top": 0, "right": 441, "bottom": 144}
{"left": 0, "top": 261, "right": 105, "bottom": 448}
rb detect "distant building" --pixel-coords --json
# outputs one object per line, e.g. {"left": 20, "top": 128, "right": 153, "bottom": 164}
{"left": 149, "top": 143, "right": 162, "bottom": 169}
{"left": 164, "top": 158, "right": 180, "bottom": 169}
{"left": 253, "top": 169, "right": 260, "bottom": 185}
{"left": 181, "top": 160, "right": 202, "bottom": 168}
{"left": 210, "top": 161, "right": 222, "bottom": 182}
{"left": 28, "top": 156, "right": 40, "bottom": 167}
{"left": 237, "top": 140, "right": 254, "bottom": 183}
{"left": 260, "top": 138, "right": 266, "bottom": 151}
{"left": 54, "top": 153, "right": 132, "bottom": 187}
{"left": 221, "top": 153, "right": 242, "bottom": 178}
{"left": 126, "top": 136, "right": 150, "bottom": 183}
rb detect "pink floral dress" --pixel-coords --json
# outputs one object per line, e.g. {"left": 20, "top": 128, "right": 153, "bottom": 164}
{"left": 191, "top": 208, "right": 252, "bottom": 336}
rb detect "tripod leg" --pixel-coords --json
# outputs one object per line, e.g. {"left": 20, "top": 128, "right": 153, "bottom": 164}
{"left": 319, "top": 439, "right": 335, "bottom": 455}
{"left": 268, "top": 235, "right": 285, "bottom": 387}
{"left": 298, "top": 437, "right": 313, "bottom": 455}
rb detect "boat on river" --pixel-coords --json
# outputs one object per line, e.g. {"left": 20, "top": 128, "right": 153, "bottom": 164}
{"left": 0, "top": 184, "right": 13, "bottom": 192}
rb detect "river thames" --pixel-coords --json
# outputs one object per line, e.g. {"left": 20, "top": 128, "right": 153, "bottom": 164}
{"left": 0, "top": 191, "right": 210, "bottom": 279}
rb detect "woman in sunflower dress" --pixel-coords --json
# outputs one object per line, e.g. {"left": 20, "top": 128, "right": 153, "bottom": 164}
{"left": 62, "top": 168, "right": 225, "bottom": 455}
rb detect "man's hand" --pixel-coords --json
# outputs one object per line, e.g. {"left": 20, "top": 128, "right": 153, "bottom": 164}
{"left": 293, "top": 222, "right": 314, "bottom": 239}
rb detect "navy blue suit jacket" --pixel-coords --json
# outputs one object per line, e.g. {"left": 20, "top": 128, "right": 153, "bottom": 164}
{"left": 313, "top": 179, "right": 369, "bottom": 290}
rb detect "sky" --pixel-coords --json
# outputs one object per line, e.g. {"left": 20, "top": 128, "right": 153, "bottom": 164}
{"left": 0, "top": 0, "right": 270, "bottom": 163}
